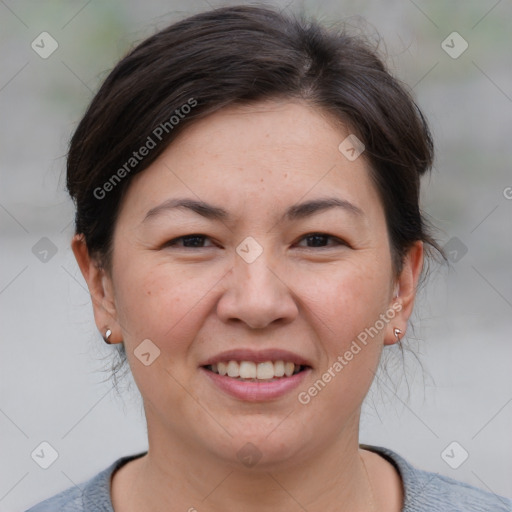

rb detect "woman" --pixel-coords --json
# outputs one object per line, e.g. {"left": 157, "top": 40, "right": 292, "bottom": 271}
{"left": 26, "top": 5, "right": 512, "bottom": 511}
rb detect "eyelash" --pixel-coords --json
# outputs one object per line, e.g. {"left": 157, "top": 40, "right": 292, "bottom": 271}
{"left": 163, "top": 233, "right": 348, "bottom": 249}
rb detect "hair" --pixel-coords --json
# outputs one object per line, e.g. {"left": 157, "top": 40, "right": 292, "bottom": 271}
{"left": 66, "top": 5, "right": 445, "bottom": 387}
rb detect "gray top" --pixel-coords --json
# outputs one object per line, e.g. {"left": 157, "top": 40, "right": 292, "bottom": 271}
{"left": 25, "top": 444, "right": 512, "bottom": 511}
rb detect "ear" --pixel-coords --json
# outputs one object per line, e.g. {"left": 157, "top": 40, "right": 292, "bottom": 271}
{"left": 71, "top": 234, "right": 122, "bottom": 344}
{"left": 384, "top": 241, "right": 424, "bottom": 346}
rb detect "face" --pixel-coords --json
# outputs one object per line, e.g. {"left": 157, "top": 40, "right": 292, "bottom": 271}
{"left": 75, "top": 100, "right": 422, "bottom": 470}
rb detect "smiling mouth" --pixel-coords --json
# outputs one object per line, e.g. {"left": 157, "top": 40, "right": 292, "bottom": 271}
{"left": 202, "top": 361, "right": 309, "bottom": 382}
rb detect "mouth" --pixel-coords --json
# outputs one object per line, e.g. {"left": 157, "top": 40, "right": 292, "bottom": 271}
{"left": 199, "top": 349, "right": 313, "bottom": 401}
{"left": 199, "top": 350, "right": 313, "bottom": 401}
{"left": 202, "top": 360, "right": 310, "bottom": 382}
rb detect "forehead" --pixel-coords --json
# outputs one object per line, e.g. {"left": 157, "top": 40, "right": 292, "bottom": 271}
{"left": 173, "top": 99, "right": 348, "bottom": 165}
{"left": 116, "top": 99, "right": 385, "bottom": 227}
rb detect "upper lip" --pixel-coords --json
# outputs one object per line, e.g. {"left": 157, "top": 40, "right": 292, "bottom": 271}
{"left": 200, "top": 348, "right": 313, "bottom": 368}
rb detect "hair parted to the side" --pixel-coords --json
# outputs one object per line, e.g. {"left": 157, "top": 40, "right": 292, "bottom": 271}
{"left": 66, "top": 5, "right": 445, "bottom": 388}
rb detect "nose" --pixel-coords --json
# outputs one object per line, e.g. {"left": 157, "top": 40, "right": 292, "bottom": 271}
{"left": 216, "top": 250, "right": 298, "bottom": 329}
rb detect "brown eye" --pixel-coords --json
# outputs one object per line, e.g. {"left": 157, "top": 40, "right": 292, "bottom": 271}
{"left": 165, "top": 234, "right": 215, "bottom": 248}
{"left": 296, "top": 233, "right": 348, "bottom": 248}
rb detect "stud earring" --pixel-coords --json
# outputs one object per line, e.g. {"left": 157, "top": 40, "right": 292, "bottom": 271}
{"left": 103, "top": 328, "right": 112, "bottom": 344}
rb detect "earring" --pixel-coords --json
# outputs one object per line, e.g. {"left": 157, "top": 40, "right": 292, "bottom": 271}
{"left": 103, "top": 328, "right": 112, "bottom": 344}
{"left": 393, "top": 327, "right": 402, "bottom": 342}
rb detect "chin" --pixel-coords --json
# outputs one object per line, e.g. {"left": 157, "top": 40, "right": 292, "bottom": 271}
{"left": 210, "top": 424, "right": 310, "bottom": 471}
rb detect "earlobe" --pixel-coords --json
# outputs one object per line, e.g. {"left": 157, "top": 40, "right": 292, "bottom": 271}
{"left": 384, "top": 241, "right": 424, "bottom": 346}
{"left": 71, "top": 234, "right": 120, "bottom": 341}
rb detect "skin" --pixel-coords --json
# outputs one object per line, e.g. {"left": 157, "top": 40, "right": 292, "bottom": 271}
{"left": 72, "top": 99, "right": 423, "bottom": 512}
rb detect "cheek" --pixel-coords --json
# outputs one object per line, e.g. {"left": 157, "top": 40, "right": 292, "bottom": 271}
{"left": 298, "top": 257, "right": 392, "bottom": 342}
{"left": 113, "top": 258, "right": 222, "bottom": 349}
{"left": 112, "top": 263, "right": 211, "bottom": 402}
{"left": 297, "top": 264, "right": 390, "bottom": 422}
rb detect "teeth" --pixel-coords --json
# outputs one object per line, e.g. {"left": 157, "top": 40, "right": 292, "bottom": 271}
{"left": 274, "top": 360, "right": 285, "bottom": 377}
{"left": 227, "top": 360, "right": 239, "bottom": 378}
{"left": 240, "top": 361, "right": 257, "bottom": 379}
{"left": 217, "top": 362, "right": 227, "bottom": 376}
{"left": 208, "top": 360, "right": 304, "bottom": 380}
{"left": 256, "top": 361, "right": 274, "bottom": 379}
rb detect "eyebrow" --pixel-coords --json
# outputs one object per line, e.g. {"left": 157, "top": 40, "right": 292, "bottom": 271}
{"left": 142, "top": 197, "right": 364, "bottom": 224}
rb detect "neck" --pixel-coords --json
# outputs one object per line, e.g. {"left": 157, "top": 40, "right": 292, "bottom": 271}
{"left": 118, "top": 410, "right": 377, "bottom": 512}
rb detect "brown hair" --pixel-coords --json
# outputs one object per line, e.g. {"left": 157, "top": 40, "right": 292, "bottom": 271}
{"left": 67, "top": 6, "right": 444, "bottom": 383}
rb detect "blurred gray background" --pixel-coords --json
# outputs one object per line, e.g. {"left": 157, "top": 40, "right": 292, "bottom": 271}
{"left": 1, "top": 1, "right": 511, "bottom": 510}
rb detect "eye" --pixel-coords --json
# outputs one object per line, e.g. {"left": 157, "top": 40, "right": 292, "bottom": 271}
{"left": 162, "top": 232, "right": 348, "bottom": 250}
{"left": 164, "top": 234, "right": 216, "bottom": 248}
{"left": 295, "top": 232, "right": 348, "bottom": 249}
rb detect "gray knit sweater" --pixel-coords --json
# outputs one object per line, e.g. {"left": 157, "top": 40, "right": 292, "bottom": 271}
{"left": 25, "top": 444, "right": 512, "bottom": 511}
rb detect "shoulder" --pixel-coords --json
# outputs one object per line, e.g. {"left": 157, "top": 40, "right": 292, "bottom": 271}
{"left": 361, "top": 444, "right": 512, "bottom": 512}
{"left": 25, "top": 485, "right": 86, "bottom": 512}
{"left": 25, "top": 452, "right": 147, "bottom": 512}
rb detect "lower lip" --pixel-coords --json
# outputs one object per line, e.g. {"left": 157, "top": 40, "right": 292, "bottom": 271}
{"left": 200, "top": 367, "right": 311, "bottom": 402}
